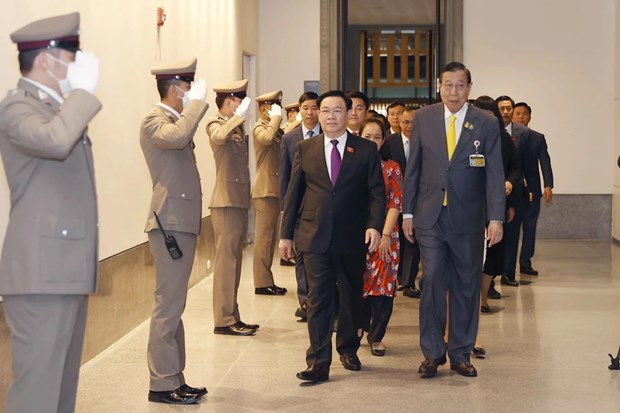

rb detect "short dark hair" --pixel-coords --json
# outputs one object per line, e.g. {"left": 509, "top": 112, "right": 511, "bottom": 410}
{"left": 514, "top": 101, "right": 532, "bottom": 115}
{"left": 386, "top": 101, "right": 406, "bottom": 112}
{"left": 299, "top": 91, "right": 319, "bottom": 105}
{"left": 473, "top": 95, "right": 504, "bottom": 131}
{"left": 317, "top": 90, "right": 352, "bottom": 110}
{"left": 156, "top": 78, "right": 187, "bottom": 100}
{"left": 440, "top": 62, "right": 471, "bottom": 84}
{"left": 18, "top": 49, "right": 45, "bottom": 74}
{"left": 215, "top": 94, "right": 232, "bottom": 109}
{"left": 359, "top": 117, "right": 386, "bottom": 140}
{"left": 345, "top": 90, "right": 369, "bottom": 109}
{"left": 495, "top": 95, "right": 515, "bottom": 107}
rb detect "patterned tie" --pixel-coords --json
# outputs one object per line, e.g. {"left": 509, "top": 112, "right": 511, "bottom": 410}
{"left": 443, "top": 115, "right": 457, "bottom": 206}
{"left": 330, "top": 140, "right": 341, "bottom": 186}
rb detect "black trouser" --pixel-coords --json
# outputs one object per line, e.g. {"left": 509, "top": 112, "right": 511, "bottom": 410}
{"left": 397, "top": 218, "right": 420, "bottom": 288}
{"left": 361, "top": 295, "right": 394, "bottom": 344}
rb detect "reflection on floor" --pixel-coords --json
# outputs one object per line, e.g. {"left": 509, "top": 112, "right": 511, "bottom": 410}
{"left": 76, "top": 240, "right": 620, "bottom": 412}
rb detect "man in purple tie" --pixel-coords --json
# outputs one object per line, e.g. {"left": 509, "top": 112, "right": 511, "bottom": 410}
{"left": 279, "top": 90, "right": 386, "bottom": 384}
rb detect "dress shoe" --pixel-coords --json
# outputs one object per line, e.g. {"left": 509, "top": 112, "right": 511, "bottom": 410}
{"left": 397, "top": 284, "right": 404, "bottom": 291}
{"left": 450, "top": 361, "right": 478, "bottom": 377}
{"left": 235, "top": 321, "right": 260, "bottom": 330}
{"left": 295, "top": 307, "right": 308, "bottom": 321}
{"left": 402, "top": 287, "right": 421, "bottom": 298}
{"left": 255, "top": 285, "right": 287, "bottom": 295}
{"left": 481, "top": 305, "right": 490, "bottom": 313}
{"left": 339, "top": 353, "right": 362, "bottom": 371}
{"left": 213, "top": 324, "right": 255, "bottom": 336}
{"left": 418, "top": 355, "right": 447, "bottom": 378}
{"left": 280, "top": 258, "right": 296, "bottom": 266}
{"left": 370, "top": 342, "right": 385, "bottom": 356}
{"left": 487, "top": 285, "right": 502, "bottom": 299}
{"left": 501, "top": 275, "right": 519, "bottom": 287}
{"left": 180, "top": 384, "right": 208, "bottom": 397}
{"left": 296, "top": 366, "right": 329, "bottom": 383}
{"left": 520, "top": 266, "right": 539, "bottom": 276}
{"left": 472, "top": 347, "right": 486, "bottom": 359}
{"left": 148, "top": 389, "right": 199, "bottom": 404}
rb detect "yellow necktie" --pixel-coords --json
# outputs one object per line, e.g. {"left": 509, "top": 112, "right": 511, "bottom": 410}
{"left": 443, "top": 115, "right": 457, "bottom": 206}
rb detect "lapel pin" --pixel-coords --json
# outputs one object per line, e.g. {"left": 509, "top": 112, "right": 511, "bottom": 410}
{"left": 346, "top": 146, "right": 354, "bottom": 153}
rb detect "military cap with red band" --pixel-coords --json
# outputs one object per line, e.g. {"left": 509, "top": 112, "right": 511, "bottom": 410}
{"left": 11, "top": 12, "right": 81, "bottom": 52}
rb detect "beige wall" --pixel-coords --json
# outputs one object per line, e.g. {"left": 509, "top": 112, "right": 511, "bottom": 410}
{"left": 614, "top": 0, "right": 620, "bottom": 240}
{"left": 463, "top": 0, "right": 615, "bottom": 196}
{"left": 0, "top": 0, "right": 259, "bottom": 259}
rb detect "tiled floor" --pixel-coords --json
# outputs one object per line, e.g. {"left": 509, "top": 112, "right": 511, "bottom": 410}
{"left": 76, "top": 240, "right": 620, "bottom": 412}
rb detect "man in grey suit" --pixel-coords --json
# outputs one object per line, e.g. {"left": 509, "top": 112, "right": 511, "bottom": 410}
{"left": 140, "top": 58, "right": 209, "bottom": 404}
{"left": 0, "top": 13, "right": 101, "bottom": 413}
{"left": 279, "top": 91, "right": 320, "bottom": 321}
{"left": 403, "top": 62, "right": 505, "bottom": 378}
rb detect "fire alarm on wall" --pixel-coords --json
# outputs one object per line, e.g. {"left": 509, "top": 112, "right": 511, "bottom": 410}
{"left": 157, "top": 7, "right": 166, "bottom": 27}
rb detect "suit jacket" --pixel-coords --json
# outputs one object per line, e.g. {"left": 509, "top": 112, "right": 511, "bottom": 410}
{"left": 402, "top": 103, "right": 505, "bottom": 233}
{"left": 279, "top": 123, "right": 321, "bottom": 210}
{"left": 206, "top": 112, "right": 250, "bottom": 209}
{"left": 281, "top": 132, "right": 386, "bottom": 254}
{"left": 252, "top": 115, "right": 283, "bottom": 199}
{"left": 0, "top": 79, "right": 101, "bottom": 294}
{"left": 140, "top": 101, "right": 208, "bottom": 235}
{"left": 522, "top": 128, "right": 553, "bottom": 199}
{"left": 381, "top": 132, "right": 408, "bottom": 176}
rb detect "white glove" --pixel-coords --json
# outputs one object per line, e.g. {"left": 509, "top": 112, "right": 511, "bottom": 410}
{"left": 187, "top": 78, "right": 207, "bottom": 101}
{"left": 268, "top": 103, "right": 282, "bottom": 118}
{"left": 295, "top": 112, "right": 302, "bottom": 122}
{"left": 67, "top": 50, "right": 99, "bottom": 94}
{"left": 234, "top": 97, "right": 252, "bottom": 118}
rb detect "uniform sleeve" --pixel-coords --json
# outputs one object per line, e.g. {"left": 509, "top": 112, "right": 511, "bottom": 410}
{"left": 206, "top": 115, "right": 245, "bottom": 145}
{"left": 253, "top": 116, "right": 282, "bottom": 145}
{"left": 0, "top": 89, "right": 101, "bottom": 160}
{"left": 143, "top": 100, "right": 208, "bottom": 149}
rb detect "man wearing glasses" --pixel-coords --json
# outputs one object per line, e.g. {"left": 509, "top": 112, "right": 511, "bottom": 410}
{"left": 280, "top": 90, "right": 385, "bottom": 384}
{"left": 402, "top": 62, "right": 505, "bottom": 378}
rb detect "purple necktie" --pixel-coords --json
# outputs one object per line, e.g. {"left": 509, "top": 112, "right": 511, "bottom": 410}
{"left": 330, "top": 139, "right": 341, "bottom": 186}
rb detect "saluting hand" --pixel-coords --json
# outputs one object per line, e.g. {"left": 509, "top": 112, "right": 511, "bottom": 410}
{"left": 67, "top": 50, "right": 99, "bottom": 94}
{"left": 188, "top": 78, "right": 208, "bottom": 101}
{"left": 268, "top": 103, "right": 282, "bottom": 118}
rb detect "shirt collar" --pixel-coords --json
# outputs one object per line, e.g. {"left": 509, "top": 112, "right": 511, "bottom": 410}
{"left": 156, "top": 102, "right": 181, "bottom": 120}
{"left": 444, "top": 103, "right": 469, "bottom": 120}
{"left": 324, "top": 131, "right": 348, "bottom": 146}
{"left": 302, "top": 123, "right": 320, "bottom": 137}
{"left": 21, "top": 77, "right": 64, "bottom": 104}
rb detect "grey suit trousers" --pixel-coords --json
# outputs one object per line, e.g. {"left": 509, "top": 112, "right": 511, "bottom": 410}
{"left": 253, "top": 197, "right": 279, "bottom": 288}
{"left": 416, "top": 207, "right": 484, "bottom": 364}
{"left": 147, "top": 229, "right": 197, "bottom": 391}
{"left": 211, "top": 207, "right": 248, "bottom": 327}
{"left": 3, "top": 294, "right": 88, "bottom": 413}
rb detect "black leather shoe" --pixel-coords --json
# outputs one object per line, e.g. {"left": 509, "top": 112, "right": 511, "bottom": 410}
{"left": 255, "top": 285, "right": 287, "bottom": 295}
{"left": 402, "top": 287, "right": 421, "bottom": 298}
{"left": 280, "top": 258, "right": 296, "bottom": 266}
{"left": 213, "top": 324, "right": 255, "bottom": 336}
{"left": 520, "top": 266, "right": 539, "bottom": 276}
{"left": 296, "top": 366, "right": 329, "bottom": 383}
{"left": 418, "top": 355, "right": 447, "bottom": 378}
{"left": 487, "top": 285, "right": 502, "bottom": 299}
{"left": 472, "top": 347, "right": 486, "bottom": 359}
{"left": 235, "top": 321, "right": 260, "bottom": 330}
{"left": 481, "top": 305, "right": 490, "bottom": 313}
{"left": 148, "top": 389, "right": 199, "bottom": 404}
{"left": 339, "top": 353, "right": 362, "bottom": 371}
{"left": 501, "top": 275, "right": 519, "bottom": 287}
{"left": 450, "top": 361, "right": 478, "bottom": 377}
{"left": 180, "top": 384, "right": 207, "bottom": 397}
{"left": 295, "top": 307, "right": 307, "bottom": 321}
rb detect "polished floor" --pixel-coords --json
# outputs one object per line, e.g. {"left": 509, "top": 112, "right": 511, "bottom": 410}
{"left": 76, "top": 240, "right": 620, "bottom": 412}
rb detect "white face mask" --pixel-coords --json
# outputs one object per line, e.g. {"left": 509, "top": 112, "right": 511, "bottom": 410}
{"left": 175, "top": 86, "right": 190, "bottom": 109}
{"left": 46, "top": 53, "right": 72, "bottom": 95}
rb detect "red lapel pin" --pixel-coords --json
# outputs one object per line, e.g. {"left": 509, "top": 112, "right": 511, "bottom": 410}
{"left": 346, "top": 146, "right": 354, "bottom": 153}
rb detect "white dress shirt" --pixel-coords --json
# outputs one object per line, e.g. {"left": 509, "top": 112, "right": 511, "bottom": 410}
{"left": 324, "top": 132, "right": 347, "bottom": 182}
{"left": 156, "top": 102, "right": 181, "bottom": 120}
{"left": 21, "top": 77, "right": 64, "bottom": 104}
{"left": 302, "top": 123, "right": 320, "bottom": 139}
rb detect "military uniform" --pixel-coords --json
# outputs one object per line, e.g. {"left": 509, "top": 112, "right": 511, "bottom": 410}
{"left": 140, "top": 58, "right": 209, "bottom": 395}
{"left": 206, "top": 80, "right": 252, "bottom": 329}
{"left": 0, "top": 12, "right": 101, "bottom": 413}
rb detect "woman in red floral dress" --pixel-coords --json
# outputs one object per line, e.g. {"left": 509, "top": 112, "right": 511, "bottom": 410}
{"left": 359, "top": 118, "right": 403, "bottom": 356}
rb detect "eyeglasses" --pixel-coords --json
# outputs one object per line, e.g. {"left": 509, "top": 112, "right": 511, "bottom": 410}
{"left": 319, "top": 108, "right": 346, "bottom": 116}
{"left": 400, "top": 120, "right": 411, "bottom": 126}
{"left": 441, "top": 83, "right": 468, "bottom": 92}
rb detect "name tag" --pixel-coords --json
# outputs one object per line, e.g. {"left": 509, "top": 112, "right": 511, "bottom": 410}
{"left": 469, "top": 154, "right": 485, "bottom": 167}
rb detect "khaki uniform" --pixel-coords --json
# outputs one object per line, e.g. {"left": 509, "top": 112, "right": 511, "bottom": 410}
{"left": 140, "top": 99, "right": 208, "bottom": 391}
{"left": 206, "top": 112, "right": 250, "bottom": 327}
{"left": 252, "top": 116, "right": 283, "bottom": 287}
{"left": 0, "top": 79, "right": 101, "bottom": 412}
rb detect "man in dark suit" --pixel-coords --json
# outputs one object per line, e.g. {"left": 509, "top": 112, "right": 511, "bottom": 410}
{"left": 280, "top": 90, "right": 385, "bottom": 384}
{"left": 381, "top": 106, "right": 421, "bottom": 298}
{"left": 279, "top": 92, "right": 320, "bottom": 321}
{"left": 496, "top": 96, "right": 532, "bottom": 286}
{"left": 512, "top": 102, "right": 554, "bottom": 275}
{"left": 403, "top": 62, "right": 505, "bottom": 378}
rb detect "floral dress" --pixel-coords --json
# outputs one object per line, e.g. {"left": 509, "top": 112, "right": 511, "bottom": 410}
{"left": 363, "top": 159, "right": 403, "bottom": 298}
